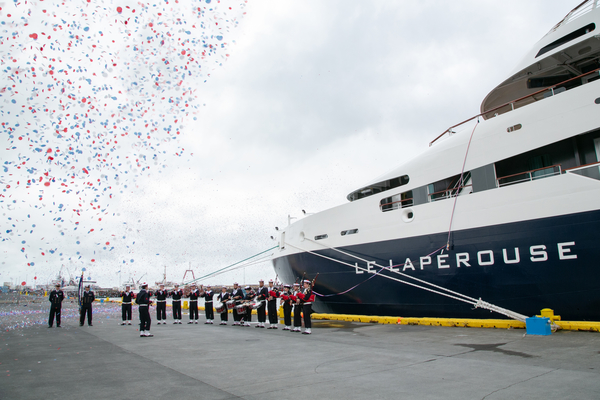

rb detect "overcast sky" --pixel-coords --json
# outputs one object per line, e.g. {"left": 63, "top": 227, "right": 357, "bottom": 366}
{"left": 1, "top": 0, "right": 575, "bottom": 289}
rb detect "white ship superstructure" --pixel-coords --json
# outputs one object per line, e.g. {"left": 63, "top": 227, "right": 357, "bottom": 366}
{"left": 273, "top": 1, "right": 600, "bottom": 320}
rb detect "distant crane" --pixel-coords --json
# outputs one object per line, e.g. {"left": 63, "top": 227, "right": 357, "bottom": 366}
{"left": 135, "top": 273, "right": 147, "bottom": 288}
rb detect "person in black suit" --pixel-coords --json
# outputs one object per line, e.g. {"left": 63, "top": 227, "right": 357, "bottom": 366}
{"left": 48, "top": 284, "right": 64, "bottom": 328}
{"left": 79, "top": 285, "right": 95, "bottom": 327}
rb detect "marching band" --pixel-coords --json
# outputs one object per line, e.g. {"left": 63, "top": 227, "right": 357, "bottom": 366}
{"left": 118, "top": 278, "right": 316, "bottom": 337}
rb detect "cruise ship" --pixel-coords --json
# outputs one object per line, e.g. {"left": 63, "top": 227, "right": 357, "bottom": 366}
{"left": 272, "top": 0, "right": 600, "bottom": 321}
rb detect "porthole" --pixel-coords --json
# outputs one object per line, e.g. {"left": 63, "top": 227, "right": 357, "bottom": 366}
{"left": 402, "top": 208, "right": 415, "bottom": 223}
{"left": 507, "top": 123, "right": 522, "bottom": 133}
{"left": 595, "top": 97, "right": 600, "bottom": 104}
{"left": 314, "top": 234, "right": 328, "bottom": 240}
{"left": 299, "top": 231, "right": 305, "bottom": 241}
{"left": 341, "top": 229, "right": 359, "bottom": 236}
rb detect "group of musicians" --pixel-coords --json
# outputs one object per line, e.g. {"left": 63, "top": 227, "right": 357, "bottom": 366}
{"left": 119, "top": 278, "right": 315, "bottom": 337}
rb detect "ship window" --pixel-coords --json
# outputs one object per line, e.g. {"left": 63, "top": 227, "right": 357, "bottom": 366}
{"left": 507, "top": 124, "right": 522, "bottom": 133}
{"left": 380, "top": 190, "right": 413, "bottom": 212}
{"left": 341, "top": 229, "right": 358, "bottom": 236}
{"left": 527, "top": 75, "right": 572, "bottom": 89}
{"left": 314, "top": 234, "right": 328, "bottom": 240}
{"left": 535, "top": 23, "right": 595, "bottom": 58}
{"left": 428, "top": 173, "right": 473, "bottom": 202}
{"left": 347, "top": 175, "right": 409, "bottom": 202}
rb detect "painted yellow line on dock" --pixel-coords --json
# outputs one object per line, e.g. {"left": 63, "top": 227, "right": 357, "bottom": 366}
{"left": 312, "top": 313, "right": 600, "bottom": 332}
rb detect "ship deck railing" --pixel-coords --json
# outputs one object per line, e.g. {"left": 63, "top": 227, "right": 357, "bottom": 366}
{"left": 429, "top": 68, "right": 600, "bottom": 147}
{"left": 564, "top": 160, "right": 600, "bottom": 180}
{"left": 380, "top": 197, "right": 414, "bottom": 211}
{"left": 497, "top": 165, "right": 562, "bottom": 187}
{"left": 428, "top": 184, "right": 473, "bottom": 202}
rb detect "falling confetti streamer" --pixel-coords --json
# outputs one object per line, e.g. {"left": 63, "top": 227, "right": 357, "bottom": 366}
{"left": 1, "top": 0, "right": 248, "bottom": 275}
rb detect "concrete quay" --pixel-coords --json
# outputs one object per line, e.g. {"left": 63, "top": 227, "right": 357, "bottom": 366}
{"left": 1, "top": 303, "right": 599, "bottom": 400}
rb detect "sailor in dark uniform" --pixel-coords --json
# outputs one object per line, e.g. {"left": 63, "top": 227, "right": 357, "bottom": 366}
{"left": 120, "top": 285, "right": 135, "bottom": 325}
{"left": 291, "top": 283, "right": 302, "bottom": 332}
{"left": 254, "top": 279, "right": 268, "bottom": 328}
{"left": 79, "top": 285, "right": 95, "bottom": 327}
{"left": 136, "top": 282, "right": 153, "bottom": 337}
{"left": 202, "top": 285, "right": 215, "bottom": 324}
{"left": 217, "top": 286, "right": 230, "bottom": 325}
{"left": 280, "top": 284, "right": 293, "bottom": 330}
{"left": 155, "top": 284, "right": 168, "bottom": 325}
{"left": 266, "top": 279, "right": 279, "bottom": 329}
{"left": 231, "top": 282, "right": 244, "bottom": 326}
{"left": 170, "top": 284, "right": 183, "bottom": 324}
{"left": 298, "top": 279, "right": 315, "bottom": 335}
{"left": 48, "top": 284, "right": 64, "bottom": 328}
{"left": 243, "top": 286, "right": 255, "bottom": 327}
{"left": 188, "top": 283, "right": 200, "bottom": 324}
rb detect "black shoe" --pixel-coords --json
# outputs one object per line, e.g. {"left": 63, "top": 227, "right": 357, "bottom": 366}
{"left": 57, "top": 326, "right": 61, "bottom": 328}
{"left": 48, "top": 326, "right": 53, "bottom": 328}
{"left": 88, "top": 324, "right": 93, "bottom": 327}
{"left": 79, "top": 324, "right": 83, "bottom": 327}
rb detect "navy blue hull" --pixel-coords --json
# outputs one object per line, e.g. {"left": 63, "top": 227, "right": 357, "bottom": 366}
{"left": 273, "top": 210, "right": 600, "bottom": 320}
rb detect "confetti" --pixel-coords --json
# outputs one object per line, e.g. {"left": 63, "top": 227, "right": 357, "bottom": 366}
{"left": 1, "top": 0, "right": 248, "bottom": 276}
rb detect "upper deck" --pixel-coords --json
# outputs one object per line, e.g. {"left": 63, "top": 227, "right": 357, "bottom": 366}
{"left": 347, "top": 0, "right": 600, "bottom": 203}
{"left": 480, "top": 0, "right": 600, "bottom": 115}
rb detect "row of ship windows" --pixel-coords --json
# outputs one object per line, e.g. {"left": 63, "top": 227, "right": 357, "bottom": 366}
{"left": 378, "top": 126, "right": 600, "bottom": 213}
{"left": 314, "top": 229, "right": 358, "bottom": 241}
{"left": 380, "top": 170, "right": 473, "bottom": 212}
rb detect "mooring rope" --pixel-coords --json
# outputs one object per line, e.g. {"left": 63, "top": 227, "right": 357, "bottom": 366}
{"left": 286, "top": 241, "right": 478, "bottom": 306}
{"left": 289, "top": 238, "right": 529, "bottom": 322}
{"left": 446, "top": 119, "right": 479, "bottom": 250}
{"left": 184, "top": 245, "right": 278, "bottom": 285}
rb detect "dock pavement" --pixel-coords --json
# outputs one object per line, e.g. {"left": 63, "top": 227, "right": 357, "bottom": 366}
{"left": 1, "top": 297, "right": 599, "bottom": 399}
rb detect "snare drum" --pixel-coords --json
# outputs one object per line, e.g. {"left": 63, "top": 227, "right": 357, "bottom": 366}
{"left": 235, "top": 303, "right": 247, "bottom": 313}
{"left": 215, "top": 304, "right": 226, "bottom": 313}
{"left": 226, "top": 300, "right": 236, "bottom": 310}
{"left": 251, "top": 301, "right": 264, "bottom": 310}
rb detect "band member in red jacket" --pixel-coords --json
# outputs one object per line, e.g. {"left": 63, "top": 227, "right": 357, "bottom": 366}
{"left": 267, "top": 279, "right": 279, "bottom": 329}
{"left": 291, "top": 283, "right": 302, "bottom": 333}
{"left": 297, "top": 280, "right": 315, "bottom": 335}
{"left": 120, "top": 285, "right": 135, "bottom": 325}
{"left": 280, "top": 284, "right": 293, "bottom": 330}
{"left": 170, "top": 284, "right": 183, "bottom": 324}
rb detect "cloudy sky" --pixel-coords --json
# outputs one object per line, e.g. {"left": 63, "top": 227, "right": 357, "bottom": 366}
{"left": 1, "top": 0, "right": 575, "bottom": 288}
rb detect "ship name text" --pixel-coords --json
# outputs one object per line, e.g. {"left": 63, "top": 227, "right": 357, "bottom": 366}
{"left": 354, "top": 241, "right": 577, "bottom": 274}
